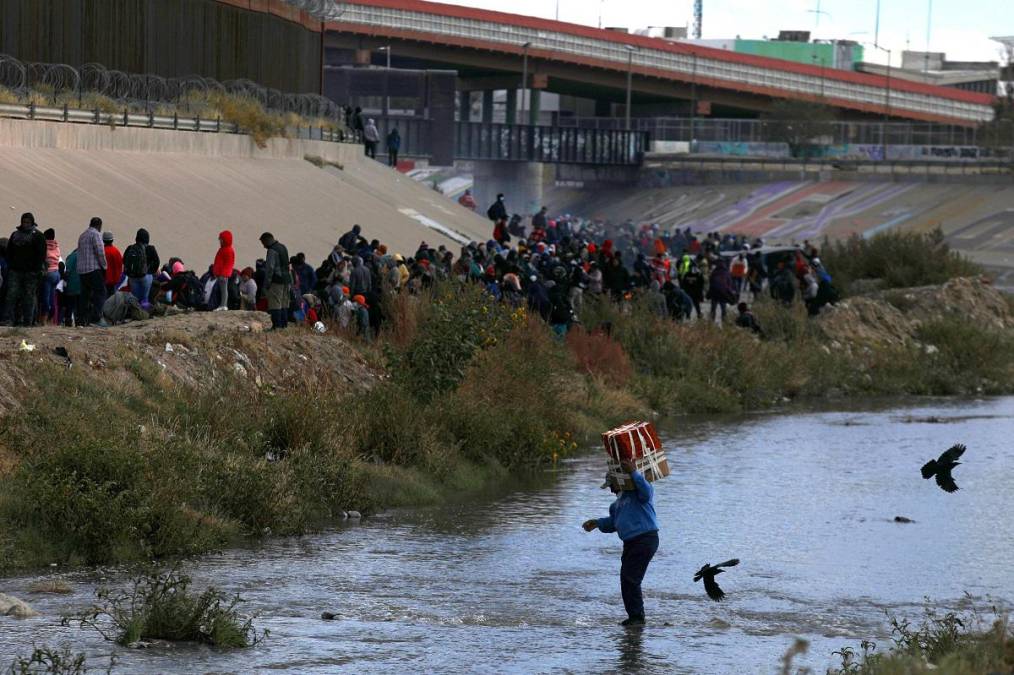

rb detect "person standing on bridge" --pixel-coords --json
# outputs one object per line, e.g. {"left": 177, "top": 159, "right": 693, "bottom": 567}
{"left": 583, "top": 458, "right": 660, "bottom": 627}
{"left": 363, "top": 119, "right": 380, "bottom": 160}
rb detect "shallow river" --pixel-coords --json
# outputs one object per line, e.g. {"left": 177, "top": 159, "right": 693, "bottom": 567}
{"left": 2, "top": 398, "right": 1013, "bottom": 674}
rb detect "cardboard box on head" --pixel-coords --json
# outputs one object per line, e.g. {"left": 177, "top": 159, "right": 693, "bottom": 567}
{"left": 602, "top": 421, "right": 670, "bottom": 489}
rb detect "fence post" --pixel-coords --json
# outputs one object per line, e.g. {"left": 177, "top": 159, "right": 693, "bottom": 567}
{"left": 173, "top": 112, "right": 178, "bottom": 130}
{"left": 28, "top": 102, "right": 35, "bottom": 120}
{"left": 217, "top": 116, "right": 221, "bottom": 133}
{"left": 123, "top": 108, "right": 128, "bottom": 127}
{"left": 149, "top": 112, "right": 154, "bottom": 128}
{"left": 63, "top": 103, "right": 68, "bottom": 123}
{"left": 94, "top": 108, "right": 99, "bottom": 124}
{"left": 195, "top": 114, "right": 201, "bottom": 132}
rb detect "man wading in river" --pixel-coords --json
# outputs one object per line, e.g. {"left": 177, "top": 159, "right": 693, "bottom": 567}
{"left": 583, "top": 459, "right": 660, "bottom": 627}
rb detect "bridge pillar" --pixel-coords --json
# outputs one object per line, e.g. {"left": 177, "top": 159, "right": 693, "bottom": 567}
{"left": 472, "top": 161, "right": 545, "bottom": 223}
{"left": 481, "top": 90, "right": 495, "bottom": 123}
{"left": 459, "top": 91, "right": 472, "bottom": 122}
{"left": 528, "top": 90, "right": 541, "bottom": 125}
{"left": 594, "top": 99, "right": 612, "bottom": 117}
{"left": 505, "top": 89, "right": 518, "bottom": 125}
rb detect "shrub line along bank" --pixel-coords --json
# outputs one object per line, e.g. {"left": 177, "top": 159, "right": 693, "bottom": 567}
{"left": 0, "top": 270, "right": 1011, "bottom": 575}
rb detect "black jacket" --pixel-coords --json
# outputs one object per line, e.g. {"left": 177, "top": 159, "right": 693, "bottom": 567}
{"left": 6, "top": 225, "right": 47, "bottom": 273}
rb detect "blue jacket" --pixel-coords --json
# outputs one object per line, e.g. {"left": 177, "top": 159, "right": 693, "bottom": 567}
{"left": 597, "top": 471, "right": 659, "bottom": 541}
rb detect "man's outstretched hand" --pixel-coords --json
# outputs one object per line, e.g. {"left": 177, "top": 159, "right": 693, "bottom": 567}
{"left": 582, "top": 519, "right": 598, "bottom": 532}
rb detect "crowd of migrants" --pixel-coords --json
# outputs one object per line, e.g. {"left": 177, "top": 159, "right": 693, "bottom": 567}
{"left": 0, "top": 202, "right": 838, "bottom": 335}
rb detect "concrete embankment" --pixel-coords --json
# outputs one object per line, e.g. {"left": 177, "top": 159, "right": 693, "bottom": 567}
{"left": 0, "top": 118, "right": 491, "bottom": 265}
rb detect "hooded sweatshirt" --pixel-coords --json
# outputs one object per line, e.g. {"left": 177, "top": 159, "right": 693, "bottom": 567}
{"left": 212, "top": 230, "right": 235, "bottom": 278}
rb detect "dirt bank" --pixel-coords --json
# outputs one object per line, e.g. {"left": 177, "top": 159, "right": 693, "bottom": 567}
{"left": 817, "top": 277, "right": 1013, "bottom": 347}
{"left": 0, "top": 312, "right": 380, "bottom": 415}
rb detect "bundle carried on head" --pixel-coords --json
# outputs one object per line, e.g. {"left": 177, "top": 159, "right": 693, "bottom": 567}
{"left": 602, "top": 421, "right": 670, "bottom": 490}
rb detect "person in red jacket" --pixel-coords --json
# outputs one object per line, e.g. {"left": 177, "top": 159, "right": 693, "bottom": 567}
{"left": 103, "top": 231, "right": 123, "bottom": 296}
{"left": 212, "top": 230, "right": 235, "bottom": 311}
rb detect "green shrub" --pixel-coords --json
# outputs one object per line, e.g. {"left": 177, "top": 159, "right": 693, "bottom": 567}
{"left": 73, "top": 565, "right": 264, "bottom": 648}
{"left": 821, "top": 228, "right": 981, "bottom": 295}
{"left": 6, "top": 646, "right": 104, "bottom": 675}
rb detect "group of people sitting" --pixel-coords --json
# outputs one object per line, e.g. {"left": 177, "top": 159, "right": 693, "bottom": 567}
{"left": 0, "top": 198, "right": 837, "bottom": 339}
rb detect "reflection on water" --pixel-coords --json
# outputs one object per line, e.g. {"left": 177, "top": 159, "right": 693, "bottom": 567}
{"left": 1, "top": 398, "right": 1012, "bottom": 674}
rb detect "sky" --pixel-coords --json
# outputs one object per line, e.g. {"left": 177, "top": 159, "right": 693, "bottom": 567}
{"left": 447, "top": 0, "right": 1014, "bottom": 65}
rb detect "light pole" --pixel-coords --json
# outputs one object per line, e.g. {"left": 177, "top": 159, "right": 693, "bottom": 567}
{"left": 863, "top": 41, "right": 892, "bottom": 162}
{"left": 521, "top": 41, "right": 532, "bottom": 125}
{"left": 378, "top": 45, "right": 391, "bottom": 117}
{"left": 690, "top": 51, "right": 698, "bottom": 152}
{"left": 624, "top": 45, "right": 637, "bottom": 131}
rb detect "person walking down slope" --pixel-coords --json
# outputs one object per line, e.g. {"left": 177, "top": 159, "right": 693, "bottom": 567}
{"left": 486, "top": 193, "right": 508, "bottom": 223}
{"left": 583, "top": 459, "right": 660, "bottom": 627}
{"left": 212, "top": 230, "right": 235, "bottom": 311}
{"left": 75, "top": 217, "right": 107, "bottom": 326}
{"left": 386, "top": 127, "right": 401, "bottom": 167}
{"left": 363, "top": 119, "right": 380, "bottom": 159}
{"left": 4, "top": 213, "right": 47, "bottom": 326}
{"left": 259, "top": 232, "right": 291, "bottom": 330}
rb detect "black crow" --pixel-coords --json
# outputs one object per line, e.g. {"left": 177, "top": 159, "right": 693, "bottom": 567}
{"left": 921, "top": 444, "right": 966, "bottom": 493}
{"left": 693, "top": 559, "right": 740, "bottom": 601}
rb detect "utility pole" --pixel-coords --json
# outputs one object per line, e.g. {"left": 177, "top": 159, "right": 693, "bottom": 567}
{"left": 624, "top": 45, "right": 637, "bottom": 131}
{"left": 521, "top": 42, "right": 532, "bottom": 125}
{"left": 924, "top": 0, "right": 933, "bottom": 72}
{"left": 693, "top": 0, "right": 702, "bottom": 39}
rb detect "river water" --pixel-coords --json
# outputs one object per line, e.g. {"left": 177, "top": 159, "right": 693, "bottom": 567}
{"left": 2, "top": 398, "right": 1013, "bottom": 674}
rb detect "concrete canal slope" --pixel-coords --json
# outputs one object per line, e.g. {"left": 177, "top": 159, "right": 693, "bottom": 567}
{"left": 0, "top": 118, "right": 489, "bottom": 266}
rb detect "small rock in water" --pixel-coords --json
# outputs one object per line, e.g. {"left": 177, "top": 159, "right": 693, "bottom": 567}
{"left": 894, "top": 516, "right": 915, "bottom": 523}
{"left": 321, "top": 612, "right": 337, "bottom": 621}
{"left": 346, "top": 511, "right": 362, "bottom": 520}
{"left": 339, "top": 511, "right": 349, "bottom": 520}
{"left": 0, "top": 593, "right": 38, "bottom": 619}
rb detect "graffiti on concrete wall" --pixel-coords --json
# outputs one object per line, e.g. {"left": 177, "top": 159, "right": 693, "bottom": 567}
{"left": 690, "top": 141, "right": 985, "bottom": 162}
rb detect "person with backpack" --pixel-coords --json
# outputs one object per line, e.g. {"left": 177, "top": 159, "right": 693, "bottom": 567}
{"left": 211, "top": 230, "right": 235, "bottom": 311}
{"left": 486, "top": 193, "right": 508, "bottom": 223}
{"left": 260, "top": 232, "right": 291, "bottom": 330}
{"left": 123, "top": 229, "right": 151, "bottom": 305}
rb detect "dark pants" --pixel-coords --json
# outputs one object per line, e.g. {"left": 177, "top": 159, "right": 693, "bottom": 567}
{"left": 388, "top": 150, "right": 398, "bottom": 166}
{"left": 364, "top": 141, "right": 377, "bottom": 159}
{"left": 620, "top": 531, "right": 659, "bottom": 621}
{"left": 78, "top": 270, "right": 107, "bottom": 326}
{"left": 5, "top": 270, "right": 40, "bottom": 326}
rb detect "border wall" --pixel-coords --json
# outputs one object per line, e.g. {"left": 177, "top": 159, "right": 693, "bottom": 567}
{"left": 0, "top": 0, "right": 322, "bottom": 93}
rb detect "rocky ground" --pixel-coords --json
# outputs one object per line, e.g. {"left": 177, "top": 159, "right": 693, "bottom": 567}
{"left": 0, "top": 311, "right": 381, "bottom": 416}
{"left": 817, "top": 277, "right": 1013, "bottom": 348}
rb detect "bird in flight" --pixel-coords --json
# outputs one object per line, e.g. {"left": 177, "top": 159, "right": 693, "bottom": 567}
{"left": 693, "top": 559, "right": 740, "bottom": 601}
{"left": 921, "top": 444, "right": 966, "bottom": 493}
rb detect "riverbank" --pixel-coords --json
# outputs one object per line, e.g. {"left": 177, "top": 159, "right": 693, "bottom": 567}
{"left": 0, "top": 278, "right": 1012, "bottom": 574}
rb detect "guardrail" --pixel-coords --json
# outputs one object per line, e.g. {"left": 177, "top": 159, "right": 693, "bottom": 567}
{"left": 455, "top": 122, "right": 648, "bottom": 165}
{"left": 0, "top": 102, "right": 349, "bottom": 143}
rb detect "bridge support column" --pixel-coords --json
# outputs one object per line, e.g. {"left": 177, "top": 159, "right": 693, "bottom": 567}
{"left": 505, "top": 89, "right": 518, "bottom": 125}
{"left": 594, "top": 99, "right": 612, "bottom": 117}
{"left": 528, "top": 90, "right": 541, "bottom": 125}
{"left": 472, "top": 161, "right": 546, "bottom": 223}
{"left": 459, "top": 91, "right": 472, "bottom": 122}
{"left": 481, "top": 90, "right": 495, "bottom": 123}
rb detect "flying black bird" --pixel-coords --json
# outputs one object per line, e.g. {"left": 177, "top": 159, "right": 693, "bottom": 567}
{"left": 693, "top": 559, "right": 740, "bottom": 601}
{"left": 921, "top": 444, "right": 966, "bottom": 493}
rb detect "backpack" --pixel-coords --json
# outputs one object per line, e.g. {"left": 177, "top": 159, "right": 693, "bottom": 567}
{"left": 123, "top": 243, "right": 148, "bottom": 278}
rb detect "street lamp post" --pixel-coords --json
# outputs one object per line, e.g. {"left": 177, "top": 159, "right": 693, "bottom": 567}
{"left": 624, "top": 45, "right": 637, "bottom": 131}
{"left": 861, "top": 41, "right": 892, "bottom": 162}
{"left": 690, "top": 52, "right": 698, "bottom": 152}
{"left": 378, "top": 45, "right": 391, "bottom": 117}
{"left": 521, "top": 41, "right": 532, "bottom": 125}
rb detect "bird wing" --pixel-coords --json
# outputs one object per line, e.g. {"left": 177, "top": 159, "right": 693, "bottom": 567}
{"left": 920, "top": 459, "right": 937, "bottom": 479}
{"left": 693, "top": 564, "right": 710, "bottom": 583}
{"left": 940, "top": 444, "right": 966, "bottom": 464}
{"left": 715, "top": 558, "right": 740, "bottom": 569}
{"left": 935, "top": 470, "right": 959, "bottom": 493}
{"left": 702, "top": 575, "right": 726, "bottom": 601}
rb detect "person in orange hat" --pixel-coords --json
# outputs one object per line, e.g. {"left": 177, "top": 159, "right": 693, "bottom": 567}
{"left": 352, "top": 294, "right": 371, "bottom": 341}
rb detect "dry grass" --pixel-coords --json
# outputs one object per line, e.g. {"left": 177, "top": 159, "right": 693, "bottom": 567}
{"left": 28, "top": 578, "right": 73, "bottom": 594}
